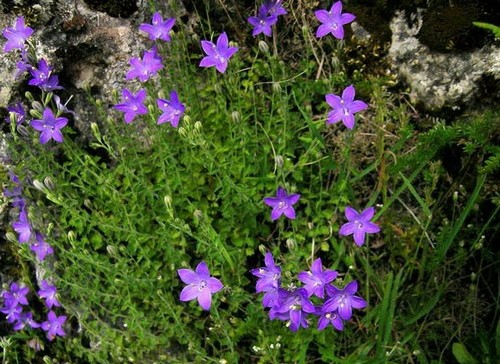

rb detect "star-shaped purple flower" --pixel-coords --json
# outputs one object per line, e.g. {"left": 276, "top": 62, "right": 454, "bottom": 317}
{"left": 28, "top": 59, "right": 63, "bottom": 92}
{"left": 113, "top": 88, "right": 148, "bottom": 124}
{"left": 250, "top": 252, "right": 281, "bottom": 293}
{"left": 126, "top": 48, "right": 163, "bottom": 82}
{"left": 41, "top": 311, "right": 66, "bottom": 341}
{"left": 263, "top": 187, "right": 300, "bottom": 221}
{"left": 157, "top": 90, "right": 185, "bottom": 127}
{"left": 2, "top": 282, "right": 29, "bottom": 308}
{"left": 5, "top": 102, "right": 26, "bottom": 125}
{"left": 323, "top": 280, "right": 367, "bottom": 321}
{"left": 297, "top": 258, "right": 338, "bottom": 298}
{"left": 248, "top": 8, "right": 278, "bottom": 37}
{"left": 13, "top": 311, "right": 40, "bottom": 331}
{"left": 0, "top": 304, "right": 22, "bottom": 323}
{"left": 30, "top": 233, "right": 54, "bottom": 261}
{"left": 262, "top": 0, "right": 287, "bottom": 17}
{"left": 339, "top": 206, "right": 380, "bottom": 246}
{"left": 315, "top": 1, "right": 356, "bottom": 40}
{"left": 178, "top": 261, "right": 223, "bottom": 311}
{"left": 12, "top": 209, "right": 32, "bottom": 243}
{"left": 270, "top": 288, "right": 315, "bottom": 332}
{"left": 31, "top": 107, "right": 68, "bottom": 144}
{"left": 317, "top": 308, "right": 344, "bottom": 331}
{"left": 38, "top": 280, "right": 61, "bottom": 309}
{"left": 325, "top": 85, "right": 368, "bottom": 129}
{"left": 139, "top": 12, "right": 175, "bottom": 42}
{"left": 199, "top": 32, "right": 238, "bottom": 74}
{"left": 2, "top": 16, "right": 34, "bottom": 53}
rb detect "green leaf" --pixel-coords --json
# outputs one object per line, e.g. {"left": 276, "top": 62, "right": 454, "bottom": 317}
{"left": 452, "top": 342, "right": 478, "bottom": 364}
{"left": 472, "top": 22, "right": 500, "bottom": 38}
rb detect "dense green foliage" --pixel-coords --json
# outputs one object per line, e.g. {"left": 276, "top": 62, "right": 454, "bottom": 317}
{"left": 1, "top": 2, "right": 499, "bottom": 363}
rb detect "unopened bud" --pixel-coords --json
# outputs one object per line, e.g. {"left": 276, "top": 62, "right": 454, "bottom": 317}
{"left": 258, "top": 244, "right": 267, "bottom": 256}
{"left": 275, "top": 155, "right": 284, "bottom": 169}
{"left": 286, "top": 238, "right": 296, "bottom": 250}
{"left": 106, "top": 245, "right": 117, "bottom": 257}
{"left": 193, "top": 209, "right": 203, "bottom": 220}
{"left": 272, "top": 82, "right": 282, "bottom": 93}
{"left": 24, "top": 91, "right": 35, "bottom": 103}
{"left": 16, "top": 124, "right": 30, "bottom": 137}
{"left": 231, "top": 111, "right": 241, "bottom": 123}
{"left": 258, "top": 40, "right": 269, "bottom": 54}
{"left": 164, "top": 195, "right": 172, "bottom": 210}
{"left": 44, "top": 176, "right": 55, "bottom": 190}
{"left": 6, "top": 232, "right": 17, "bottom": 243}
{"left": 194, "top": 121, "right": 203, "bottom": 132}
{"left": 67, "top": 230, "right": 76, "bottom": 243}
{"left": 33, "top": 179, "right": 45, "bottom": 191}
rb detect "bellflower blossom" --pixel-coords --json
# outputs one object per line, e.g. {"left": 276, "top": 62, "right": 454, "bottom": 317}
{"left": 297, "top": 258, "right": 338, "bottom": 298}
{"left": 28, "top": 59, "right": 63, "bottom": 92}
{"left": 315, "top": 1, "right": 356, "bottom": 40}
{"left": 38, "top": 280, "right": 61, "bottom": 309}
{"left": 262, "top": 0, "right": 287, "bottom": 16}
{"left": 178, "top": 261, "right": 223, "bottom": 311}
{"left": 339, "top": 206, "right": 380, "bottom": 246}
{"left": 270, "top": 288, "right": 315, "bottom": 332}
{"left": 13, "top": 312, "right": 40, "bottom": 331}
{"left": 317, "top": 308, "right": 344, "bottom": 331}
{"left": 5, "top": 102, "right": 26, "bottom": 124}
{"left": 157, "top": 90, "right": 185, "bottom": 127}
{"left": 139, "top": 12, "right": 175, "bottom": 42}
{"left": 41, "top": 311, "right": 67, "bottom": 340}
{"left": 30, "top": 232, "right": 54, "bottom": 261}
{"left": 325, "top": 85, "right": 368, "bottom": 129}
{"left": 2, "top": 282, "right": 29, "bottom": 308}
{"left": 199, "top": 32, "right": 238, "bottom": 73}
{"left": 113, "top": 88, "right": 148, "bottom": 123}
{"left": 323, "top": 280, "right": 367, "bottom": 321}
{"left": 31, "top": 107, "right": 68, "bottom": 144}
{"left": 263, "top": 187, "right": 300, "bottom": 221}
{"left": 12, "top": 209, "right": 32, "bottom": 243}
{"left": 248, "top": 8, "right": 278, "bottom": 37}
{"left": 2, "top": 16, "right": 34, "bottom": 52}
{"left": 126, "top": 47, "right": 163, "bottom": 82}
{"left": 250, "top": 252, "right": 281, "bottom": 293}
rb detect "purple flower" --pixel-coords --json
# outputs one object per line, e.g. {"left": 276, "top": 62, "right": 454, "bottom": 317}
{"left": 5, "top": 102, "right": 26, "bottom": 124}
{"left": 1, "top": 282, "right": 29, "bottom": 308}
{"left": 250, "top": 252, "right": 281, "bottom": 293}
{"left": 317, "top": 309, "right": 344, "bottom": 331}
{"left": 3, "top": 171, "right": 25, "bottom": 209}
{"left": 14, "top": 50, "right": 32, "bottom": 78}
{"left": 263, "top": 187, "right": 300, "bottom": 221}
{"left": 339, "top": 206, "right": 380, "bottom": 246}
{"left": 315, "top": 1, "right": 356, "bottom": 39}
{"left": 2, "top": 16, "right": 34, "bottom": 53}
{"left": 262, "top": 0, "right": 287, "bottom": 17}
{"left": 0, "top": 304, "right": 22, "bottom": 323}
{"left": 38, "top": 280, "right": 61, "bottom": 309}
{"left": 248, "top": 8, "right": 278, "bottom": 37}
{"left": 323, "top": 280, "right": 367, "bottom": 321}
{"left": 271, "top": 288, "right": 315, "bottom": 331}
{"left": 157, "top": 90, "right": 185, "bottom": 127}
{"left": 199, "top": 32, "right": 238, "bottom": 74}
{"left": 12, "top": 209, "right": 32, "bottom": 243}
{"left": 297, "top": 258, "right": 338, "bottom": 298}
{"left": 28, "top": 59, "right": 63, "bottom": 92}
{"left": 53, "top": 94, "right": 75, "bottom": 116}
{"left": 13, "top": 311, "right": 40, "bottom": 331}
{"left": 325, "top": 85, "right": 368, "bottom": 129}
{"left": 113, "top": 88, "right": 148, "bottom": 124}
{"left": 126, "top": 48, "right": 163, "bottom": 82}
{"left": 178, "top": 261, "right": 223, "bottom": 311}
{"left": 31, "top": 108, "right": 68, "bottom": 144}
{"left": 41, "top": 311, "right": 66, "bottom": 341}
{"left": 30, "top": 233, "right": 54, "bottom": 261}
{"left": 139, "top": 12, "right": 175, "bottom": 42}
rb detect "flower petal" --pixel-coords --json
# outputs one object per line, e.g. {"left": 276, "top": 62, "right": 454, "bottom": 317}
{"left": 180, "top": 285, "right": 199, "bottom": 302}
{"left": 178, "top": 268, "right": 199, "bottom": 284}
{"left": 197, "top": 288, "right": 212, "bottom": 310}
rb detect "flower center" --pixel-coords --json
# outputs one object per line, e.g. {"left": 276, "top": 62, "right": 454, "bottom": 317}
{"left": 355, "top": 220, "right": 363, "bottom": 229}
{"left": 278, "top": 201, "right": 287, "bottom": 209}
{"left": 198, "top": 280, "right": 207, "bottom": 291}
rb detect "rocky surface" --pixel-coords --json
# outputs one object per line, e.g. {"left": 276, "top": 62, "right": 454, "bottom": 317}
{"left": 389, "top": 9, "right": 500, "bottom": 111}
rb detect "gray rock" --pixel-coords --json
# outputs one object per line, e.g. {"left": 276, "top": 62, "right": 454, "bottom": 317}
{"left": 389, "top": 10, "right": 500, "bottom": 110}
